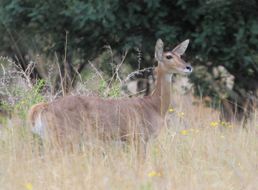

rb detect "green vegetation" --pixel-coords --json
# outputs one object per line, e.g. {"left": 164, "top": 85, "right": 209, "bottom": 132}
{"left": 13, "top": 79, "right": 45, "bottom": 119}
{"left": 0, "top": 1, "right": 257, "bottom": 120}
{"left": 1, "top": 1, "right": 258, "bottom": 113}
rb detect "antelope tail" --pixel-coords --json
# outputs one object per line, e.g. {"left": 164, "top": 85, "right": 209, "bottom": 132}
{"left": 28, "top": 102, "right": 48, "bottom": 138}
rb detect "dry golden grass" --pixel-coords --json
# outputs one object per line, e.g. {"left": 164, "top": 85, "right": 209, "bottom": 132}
{"left": 0, "top": 94, "right": 258, "bottom": 190}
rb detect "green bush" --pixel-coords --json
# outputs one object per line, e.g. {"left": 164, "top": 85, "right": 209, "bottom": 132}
{"left": 1, "top": 0, "right": 258, "bottom": 118}
{"left": 13, "top": 79, "right": 45, "bottom": 119}
{"left": 1, "top": 79, "right": 45, "bottom": 120}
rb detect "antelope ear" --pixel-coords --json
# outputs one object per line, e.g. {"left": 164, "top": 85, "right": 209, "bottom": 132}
{"left": 155, "top": 39, "right": 164, "bottom": 62}
{"left": 172, "top": 39, "right": 189, "bottom": 56}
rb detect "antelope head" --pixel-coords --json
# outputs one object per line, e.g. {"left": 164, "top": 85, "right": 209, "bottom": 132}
{"left": 155, "top": 39, "right": 193, "bottom": 74}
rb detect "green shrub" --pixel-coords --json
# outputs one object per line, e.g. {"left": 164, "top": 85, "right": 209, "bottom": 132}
{"left": 15, "top": 79, "right": 45, "bottom": 118}
{"left": 9, "top": 79, "right": 45, "bottom": 119}
{"left": 1, "top": 0, "right": 258, "bottom": 117}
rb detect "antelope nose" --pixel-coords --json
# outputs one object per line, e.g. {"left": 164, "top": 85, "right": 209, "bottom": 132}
{"left": 186, "top": 65, "right": 193, "bottom": 72}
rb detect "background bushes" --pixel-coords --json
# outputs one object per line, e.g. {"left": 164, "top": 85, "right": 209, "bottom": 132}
{"left": 1, "top": 0, "right": 258, "bottom": 119}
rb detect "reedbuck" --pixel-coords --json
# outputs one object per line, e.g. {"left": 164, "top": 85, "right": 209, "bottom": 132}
{"left": 28, "top": 39, "right": 192, "bottom": 152}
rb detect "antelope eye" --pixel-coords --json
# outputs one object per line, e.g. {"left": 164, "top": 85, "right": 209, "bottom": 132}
{"left": 166, "top": 55, "right": 173, "bottom": 59}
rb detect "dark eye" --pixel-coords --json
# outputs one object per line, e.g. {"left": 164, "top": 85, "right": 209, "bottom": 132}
{"left": 166, "top": 55, "right": 173, "bottom": 59}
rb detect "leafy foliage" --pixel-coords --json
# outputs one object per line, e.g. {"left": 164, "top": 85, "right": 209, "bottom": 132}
{"left": 1, "top": 79, "right": 45, "bottom": 119}
{"left": 0, "top": 0, "right": 258, "bottom": 117}
{"left": 13, "top": 79, "right": 45, "bottom": 119}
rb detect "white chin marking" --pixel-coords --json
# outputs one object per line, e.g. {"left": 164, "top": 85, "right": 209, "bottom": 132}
{"left": 182, "top": 69, "right": 192, "bottom": 74}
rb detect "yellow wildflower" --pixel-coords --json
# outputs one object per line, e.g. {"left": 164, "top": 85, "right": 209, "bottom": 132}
{"left": 168, "top": 108, "right": 174, "bottom": 113}
{"left": 148, "top": 171, "right": 162, "bottom": 177}
{"left": 180, "top": 130, "right": 188, "bottom": 135}
{"left": 210, "top": 121, "right": 219, "bottom": 127}
{"left": 220, "top": 135, "right": 225, "bottom": 139}
{"left": 220, "top": 121, "right": 226, "bottom": 126}
{"left": 220, "top": 121, "right": 233, "bottom": 128}
{"left": 24, "top": 183, "right": 33, "bottom": 190}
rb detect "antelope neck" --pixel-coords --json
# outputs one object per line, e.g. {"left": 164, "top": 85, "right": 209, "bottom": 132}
{"left": 151, "top": 66, "right": 172, "bottom": 117}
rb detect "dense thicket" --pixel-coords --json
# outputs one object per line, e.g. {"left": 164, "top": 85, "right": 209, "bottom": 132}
{"left": 1, "top": 0, "right": 258, "bottom": 119}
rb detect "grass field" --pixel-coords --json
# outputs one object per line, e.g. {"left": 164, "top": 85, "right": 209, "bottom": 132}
{"left": 0, "top": 93, "right": 257, "bottom": 190}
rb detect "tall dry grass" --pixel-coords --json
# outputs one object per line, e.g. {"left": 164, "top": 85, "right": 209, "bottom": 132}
{"left": 0, "top": 93, "right": 257, "bottom": 190}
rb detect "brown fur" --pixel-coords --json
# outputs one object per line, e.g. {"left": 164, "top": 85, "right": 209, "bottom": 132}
{"left": 28, "top": 39, "right": 192, "bottom": 151}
